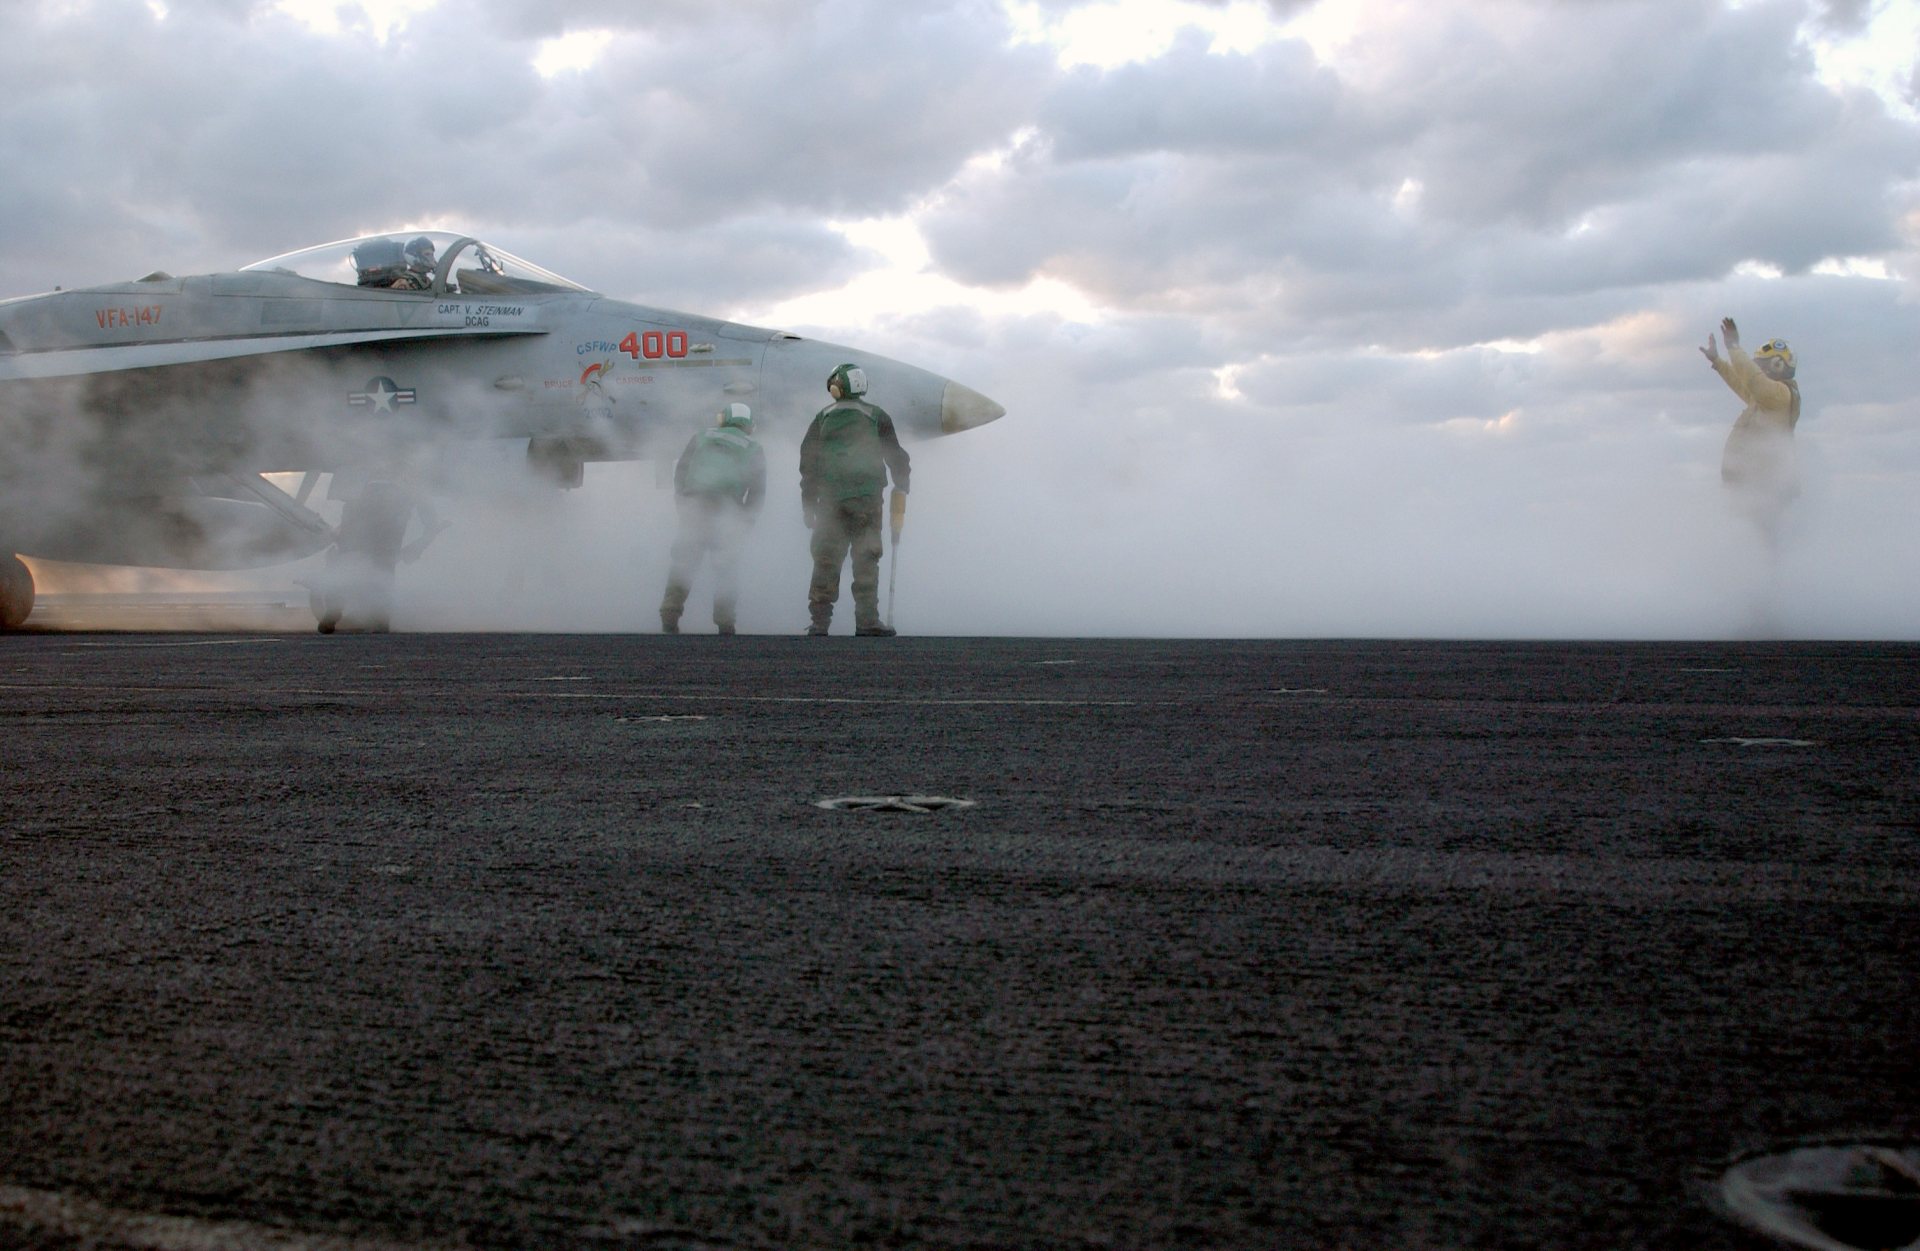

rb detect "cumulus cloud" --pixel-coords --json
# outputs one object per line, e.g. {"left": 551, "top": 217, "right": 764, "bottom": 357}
{"left": 0, "top": 0, "right": 1050, "bottom": 291}
{"left": 922, "top": 0, "right": 1920, "bottom": 342}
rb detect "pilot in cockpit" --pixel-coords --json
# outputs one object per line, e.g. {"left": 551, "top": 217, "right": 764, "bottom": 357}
{"left": 396, "top": 236, "right": 436, "bottom": 289}
{"left": 352, "top": 236, "right": 436, "bottom": 290}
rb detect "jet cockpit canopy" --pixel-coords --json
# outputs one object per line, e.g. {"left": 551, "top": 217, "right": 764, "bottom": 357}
{"left": 242, "top": 231, "right": 592, "bottom": 297}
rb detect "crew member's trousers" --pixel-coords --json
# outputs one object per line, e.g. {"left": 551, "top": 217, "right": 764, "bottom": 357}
{"left": 808, "top": 495, "right": 884, "bottom": 628}
{"left": 661, "top": 495, "right": 751, "bottom": 627}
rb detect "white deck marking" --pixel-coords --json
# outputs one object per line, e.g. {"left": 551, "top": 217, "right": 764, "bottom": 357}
{"left": 0, "top": 1183, "right": 457, "bottom": 1251}
{"left": 1700, "top": 737, "right": 1819, "bottom": 747}
{"left": 521, "top": 691, "right": 1136, "bottom": 707}
{"left": 66, "top": 638, "right": 285, "bottom": 649}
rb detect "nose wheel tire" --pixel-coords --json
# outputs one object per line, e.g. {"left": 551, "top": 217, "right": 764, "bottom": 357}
{"left": 0, "top": 555, "right": 34, "bottom": 629}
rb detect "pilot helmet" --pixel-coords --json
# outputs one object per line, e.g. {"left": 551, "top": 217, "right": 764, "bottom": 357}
{"left": 351, "top": 237, "right": 404, "bottom": 272}
{"left": 827, "top": 363, "right": 868, "bottom": 398}
{"left": 404, "top": 236, "right": 437, "bottom": 269}
{"left": 718, "top": 402, "right": 753, "bottom": 431}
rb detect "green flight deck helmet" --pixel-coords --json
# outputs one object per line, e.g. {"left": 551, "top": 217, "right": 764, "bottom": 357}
{"left": 827, "top": 363, "right": 868, "bottom": 398}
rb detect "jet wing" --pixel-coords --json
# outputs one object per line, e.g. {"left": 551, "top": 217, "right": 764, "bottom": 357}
{"left": 0, "top": 325, "right": 546, "bottom": 383}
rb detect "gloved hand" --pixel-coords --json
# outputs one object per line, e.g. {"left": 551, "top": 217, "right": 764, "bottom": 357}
{"left": 889, "top": 490, "right": 907, "bottom": 535}
{"left": 802, "top": 502, "right": 817, "bottom": 530}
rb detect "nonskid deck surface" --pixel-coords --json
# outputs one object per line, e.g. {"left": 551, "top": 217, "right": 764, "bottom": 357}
{"left": 2, "top": 636, "right": 1916, "bottom": 1250}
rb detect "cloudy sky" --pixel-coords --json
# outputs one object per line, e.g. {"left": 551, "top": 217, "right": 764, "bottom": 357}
{"left": 4, "top": 0, "right": 1917, "bottom": 637}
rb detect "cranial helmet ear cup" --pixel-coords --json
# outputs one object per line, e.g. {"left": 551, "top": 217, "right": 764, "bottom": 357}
{"left": 828, "top": 363, "right": 868, "bottom": 397}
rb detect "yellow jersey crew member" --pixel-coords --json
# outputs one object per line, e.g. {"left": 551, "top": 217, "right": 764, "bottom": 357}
{"left": 660, "top": 403, "right": 766, "bottom": 635}
{"left": 799, "top": 364, "right": 911, "bottom": 637}
{"left": 1701, "top": 316, "right": 1801, "bottom": 542}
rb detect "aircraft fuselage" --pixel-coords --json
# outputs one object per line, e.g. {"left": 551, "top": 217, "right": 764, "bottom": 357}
{"left": 0, "top": 233, "right": 1003, "bottom": 580}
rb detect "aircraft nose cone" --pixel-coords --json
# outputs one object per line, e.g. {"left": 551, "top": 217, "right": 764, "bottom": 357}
{"left": 940, "top": 381, "right": 1005, "bottom": 433}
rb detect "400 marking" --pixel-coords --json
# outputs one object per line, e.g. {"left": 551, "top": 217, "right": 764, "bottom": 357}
{"left": 619, "top": 330, "right": 689, "bottom": 360}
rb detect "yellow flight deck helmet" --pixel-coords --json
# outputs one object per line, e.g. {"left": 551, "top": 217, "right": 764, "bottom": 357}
{"left": 1755, "top": 338, "right": 1795, "bottom": 375}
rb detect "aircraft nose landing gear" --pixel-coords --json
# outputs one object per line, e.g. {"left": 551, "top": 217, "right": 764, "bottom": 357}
{"left": 311, "top": 479, "right": 417, "bottom": 634}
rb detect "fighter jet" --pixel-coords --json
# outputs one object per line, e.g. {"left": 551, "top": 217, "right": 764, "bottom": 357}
{"left": 0, "top": 230, "right": 1005, "bottom": 630}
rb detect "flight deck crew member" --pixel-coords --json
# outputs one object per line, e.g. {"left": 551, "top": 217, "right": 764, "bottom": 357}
{"left": 660, "top": 403, "right": 766, "bottom": 634}
{"left": 315, "top": 470, "right": 444, "bottom": 634}
{"left": 799, "top": 363, "right": 910, "bottom": 637}
{"left": 1702, "top": 316, "right": 1801, "bottom": 542}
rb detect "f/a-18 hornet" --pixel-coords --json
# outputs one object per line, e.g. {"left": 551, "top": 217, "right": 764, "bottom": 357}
{"left": 0, "top": 230, "right": 1004, "bottom": 629}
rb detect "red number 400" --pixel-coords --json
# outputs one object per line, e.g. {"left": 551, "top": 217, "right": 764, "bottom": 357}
{"left": 619, "top": 330, "right": 688, "bottom": 360}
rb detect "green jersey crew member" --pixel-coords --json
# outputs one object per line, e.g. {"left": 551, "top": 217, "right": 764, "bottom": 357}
{"left": 799, "top": 364, "right": 911, "bottom": 637}
{"left": 660, "top": 403, "right": 766, "bottom": 634}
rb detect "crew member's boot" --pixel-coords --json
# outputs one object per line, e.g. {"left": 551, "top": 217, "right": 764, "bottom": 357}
{"left": 806, "top": 606, "right": 831, "bottom": 637}
{"left": 854, "top": 602, "right": 895, "bottom": 637}
{"left": 661, "top": 576, "right": 690, "bottom": 634}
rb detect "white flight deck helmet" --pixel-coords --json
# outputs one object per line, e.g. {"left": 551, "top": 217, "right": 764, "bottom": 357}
{"left": 717, "top": 402, "right": 753, "bottom": 431}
